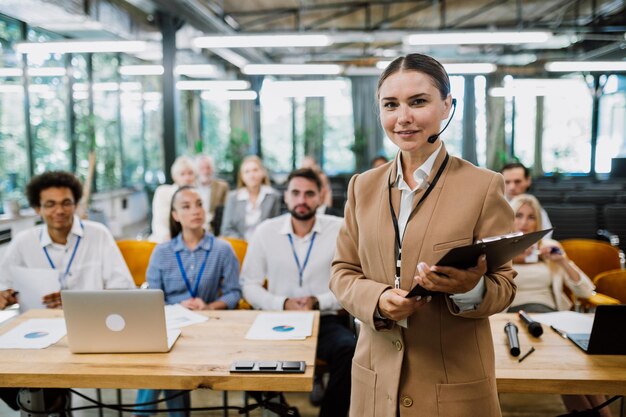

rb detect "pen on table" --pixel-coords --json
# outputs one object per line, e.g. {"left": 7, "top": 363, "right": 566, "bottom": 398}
{"left": 550, "top": 325, "right": 568, "bottom": 339}
{"left": 518, "top": 346, "right": 535, "bottom": 363}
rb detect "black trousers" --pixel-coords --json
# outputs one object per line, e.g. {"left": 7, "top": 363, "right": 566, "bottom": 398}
{"left": 316, "top": 315, "right": 356, "bottom": 417}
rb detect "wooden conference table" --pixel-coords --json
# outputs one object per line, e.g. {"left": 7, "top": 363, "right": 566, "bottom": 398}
{"left": 0, "top": 309, "right": 319, "bottom": 392}
{"left": 492, "top": 313, "right": 626, "bottom": 395}
{"left": 0, "top": 311, "right": 625, "bottom": 396}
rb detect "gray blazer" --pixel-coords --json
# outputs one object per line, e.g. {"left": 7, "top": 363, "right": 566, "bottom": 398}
{"left": 220, "top": 187, "right": 282, "bottom": 240}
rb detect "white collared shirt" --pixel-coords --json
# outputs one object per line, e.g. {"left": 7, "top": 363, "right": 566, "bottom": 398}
{"left": 241, "top": 213, "right": 343, "bottom": 313}
{"left": 394, "top": 146, "right": 485, "bottom": 311}
{"left": 0, "top": 215, "right": 135, "bottom": 291}
{"left": 237, "top": 185, "right": 274, "bottom": 241}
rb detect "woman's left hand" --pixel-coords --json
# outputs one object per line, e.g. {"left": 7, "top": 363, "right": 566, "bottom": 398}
{"left": 414, "top": 255, "right": 487, "bottom": 294}
{"left": 181, "top": 297, "right": 206, "bottom": 310}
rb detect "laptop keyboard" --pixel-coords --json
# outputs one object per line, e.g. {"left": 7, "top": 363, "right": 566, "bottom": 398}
{"left": 577, "top": 338, "right": 590, "bottom": 350}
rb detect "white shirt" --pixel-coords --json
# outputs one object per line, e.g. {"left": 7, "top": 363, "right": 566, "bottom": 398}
{"left": 241, "top": 213, "right": 343, "bottom": 313}
{"left": 0, "top": 215, "right": 135, "bottom": 291}
{"left": 237, "top": 185, "right": 274, "bottom": 241}
{"left": 149, "top": 184, "right": 178, "bottom": 243}
{"left": 197, "top": 182, "right": 214, "bottom": 231}
{"left": 394, "top": 146, "right": 485, "bottom": 311}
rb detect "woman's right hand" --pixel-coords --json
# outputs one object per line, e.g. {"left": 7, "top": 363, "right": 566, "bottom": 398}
{"left": 377, "top": 289, "right": 429, "bottom": 321}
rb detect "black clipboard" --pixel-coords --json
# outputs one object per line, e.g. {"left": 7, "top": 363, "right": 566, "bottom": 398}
{"left": 405, "top": 228, "right": 553, "bottom": 297}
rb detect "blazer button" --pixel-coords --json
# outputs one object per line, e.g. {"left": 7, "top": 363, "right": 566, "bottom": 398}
{"left": 393, "top": 340, "right": 403, "bottom": 351}
{"left": 401, "top": 395, "right": 413, "bottom": 407}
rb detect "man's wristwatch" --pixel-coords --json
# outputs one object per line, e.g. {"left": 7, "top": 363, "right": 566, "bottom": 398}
{"left": 312, "top": 297, "right": 320, "bottom": 310}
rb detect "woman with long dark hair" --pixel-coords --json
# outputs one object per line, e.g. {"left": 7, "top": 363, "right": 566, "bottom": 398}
{"left": 135, "top": 186, "right": 241, "bottom": 417}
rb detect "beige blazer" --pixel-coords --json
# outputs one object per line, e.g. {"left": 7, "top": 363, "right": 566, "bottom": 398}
{"left": 330, "top": 145, "right": 517, "bottom": 417}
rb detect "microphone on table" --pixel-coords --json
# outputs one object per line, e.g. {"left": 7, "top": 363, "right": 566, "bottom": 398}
{"left": 518, "top": 310, "right": 544, "bottom": 337}
{"left": 504, "top": 322, "right": 521, "bottom": 357}
{"left": 427, "top": 98, "right": 457, "bottom": 143}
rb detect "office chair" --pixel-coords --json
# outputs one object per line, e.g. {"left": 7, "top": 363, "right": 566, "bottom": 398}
{"left": 219, "top": 237, "right": 252, "bottom": 310}
{"left": 543, "top": 205, "right": 598, "bottom": 240}
{"left": 560, "top": 239, "right": 623, "bottom": 311}
{"left": 115, "top": 240, "right": 157, "bottom": 288}
{"left": 560, "top": 239, "right": 622, "bottom": 280}
{"left": 593, "top": 269, "right": 626, "bottom": 303}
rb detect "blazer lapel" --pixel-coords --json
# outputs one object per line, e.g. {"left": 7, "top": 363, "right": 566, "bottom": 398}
{"left": 400, "top": 144, "right": 451, "bottom": 289}
{"left": 377, "top": 157, "right": 403, "bottom": 287}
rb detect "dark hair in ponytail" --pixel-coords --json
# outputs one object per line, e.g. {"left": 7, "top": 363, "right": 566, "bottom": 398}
{"left": 168, "top": 185, "right": 197, "bottom": 239}
{"left": 377, "top": 53, "right": 450, "bottom": 100}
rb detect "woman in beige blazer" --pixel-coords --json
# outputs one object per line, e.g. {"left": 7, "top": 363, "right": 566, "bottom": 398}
{"left": 330, "top": 54, "right": 517, "bottom": 417}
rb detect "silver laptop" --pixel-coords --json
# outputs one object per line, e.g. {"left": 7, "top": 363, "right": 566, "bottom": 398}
{"left": 61, "top": 289, "right": 181, "bottom": 353}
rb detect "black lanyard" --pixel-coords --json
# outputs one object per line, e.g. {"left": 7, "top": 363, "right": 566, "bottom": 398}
{"left": 387, "top": 153, "right": 449, "bottom": 286}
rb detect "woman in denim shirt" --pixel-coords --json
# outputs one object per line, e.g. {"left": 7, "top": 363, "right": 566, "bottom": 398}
{"left": 135, "top": 185, "right": 241, "bottom": 417}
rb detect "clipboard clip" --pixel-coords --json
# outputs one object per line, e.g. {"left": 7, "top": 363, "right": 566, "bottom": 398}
{"left": 476, "top": 231, "right": 523, "bottom": 244}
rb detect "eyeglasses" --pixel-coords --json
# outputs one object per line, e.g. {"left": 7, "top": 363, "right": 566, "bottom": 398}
{"left": 41, "top": 200, "right": 76, "bottom": 210}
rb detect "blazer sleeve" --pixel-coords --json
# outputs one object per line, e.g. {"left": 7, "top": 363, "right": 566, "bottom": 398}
{"left": 220, "top": 192, "right": 242, "bottom": 239}
{"left": 330, "top": 174, "right": 394, "bottom": 331}
{"left": 268, "top": 192, "right": 282, "bottom": 218}
{"left": 446, "top": 173, "right": 517, "bottom": 318}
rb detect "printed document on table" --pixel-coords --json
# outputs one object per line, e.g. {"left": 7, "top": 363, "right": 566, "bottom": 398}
{"left": 531, "top": 311, "right": 594, "bottom": 334}
{"left": 164, "top": 304, "right": 208, "bottom": 329}
{"left": 9, "top": 267, "right": 60, "bottom": 313}
{"left": 0, "top": 318, "right": 66, "bottom": 349}
{"left": 246, "top": 312, "right": 314, "bottom": 340}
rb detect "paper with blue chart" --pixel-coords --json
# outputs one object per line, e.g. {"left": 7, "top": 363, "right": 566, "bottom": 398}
{"left": 0, "top": 318, "right": 66, "bottom": 349}
{"left": 245, "top": 312, "right": 314, "bottom": 340}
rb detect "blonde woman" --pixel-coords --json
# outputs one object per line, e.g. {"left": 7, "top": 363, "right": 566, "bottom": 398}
{"left": 220, "top": 156, "right": 281, "bottom": 240}
{"left": 509, "top": 194, "right": 610, "bottom": 417}
{"left": 149, "top": 156, "right": 197, "bottom": 243}
{"left": 508, "top": 194, "right": 594, "bottom": 313}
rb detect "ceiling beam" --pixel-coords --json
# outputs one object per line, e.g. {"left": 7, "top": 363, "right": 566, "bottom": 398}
{"left": 447, "top": 0, "right": 511, "bottom": 28}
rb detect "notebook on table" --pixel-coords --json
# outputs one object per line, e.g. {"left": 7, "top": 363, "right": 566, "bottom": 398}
{"left": 61, "top": 289, "right": 181, "bottom": 353}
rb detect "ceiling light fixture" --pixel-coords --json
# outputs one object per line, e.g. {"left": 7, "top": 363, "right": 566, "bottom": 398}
{"left": 119, "top": 65, "right": 164, "bottom": 76}
{"left": 200, "top": 90, "right": 258, "bottom": 101}
{"left": 545, "top": 61, "right": 626, "bottom": 72}
{"left": 262, "top": 80, "right": 348, "bottom": 97}
{"left": 0, "top": 68, "right": 23, "bottom": 77}
{"left": 444, "top": 63, "right": 497, "bottom": 74}
{"left": 16, "top": 40, "right": 148, "bottom": 54}
{"left": 175, "top": 64, "right": 221, "bottom": 78}
{"left": 376, "top": 61, "right": 496, "bottom": 74}
{"left": 176, "top": 80, "right": 251, "bottom": 90}
{"left": 404, "top": 31, "right": 551, "bottom": 45}
{"left": 242, "top": 64, "right": 343, "bottom": 75}
{"left": 194, "top": 34, "right": 332, "bottom": 49}
{"left": 28, "top": 67, "right": 67, "bottom": 77}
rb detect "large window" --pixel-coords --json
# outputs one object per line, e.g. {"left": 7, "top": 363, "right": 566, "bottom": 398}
{"left": 596, "top": 75, "right": 626, "bottom": 174}
{"left": 200, "top": 97, "right": 230, "bottom": 174}
{"left": 27, "top": 28, "right": 70, "bottom": 173}
{"left": 0, "top": 15, "right": 27, "bottom": 209}
{"left": 261, "top": 78, "right": 355, "bottom": 174}
{"left": 92, "top": 53, "right": 122, "bottom": 191}
{"left": 323, "top": 79, "right": 354, "bottom": 174}
{"left": 261, "top": 84, "right": 294, "bottom": 173}
{"left": 542, "top": 76, "right": 592, "bottom": 173}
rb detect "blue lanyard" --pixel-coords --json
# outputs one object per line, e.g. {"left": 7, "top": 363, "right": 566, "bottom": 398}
{"left": 42, "top": 221, "right": 84, "bottom": 289}
{"left": 287, "top": 232, "right": 317, "bottom": 287}
{"left": 175, "top": 236, "right": 214, "bottom": 298}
